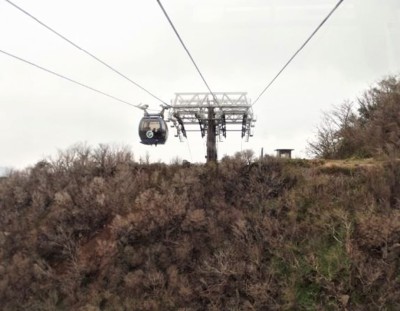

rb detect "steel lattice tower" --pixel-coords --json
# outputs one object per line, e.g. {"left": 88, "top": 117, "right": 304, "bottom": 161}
{"left": 168, "top": 92, "right": 256, "bottom": 162}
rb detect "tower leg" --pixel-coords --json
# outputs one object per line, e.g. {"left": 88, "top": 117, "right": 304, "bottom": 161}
{"left": 206, "top": 107, "right": 217, "bottom": 162}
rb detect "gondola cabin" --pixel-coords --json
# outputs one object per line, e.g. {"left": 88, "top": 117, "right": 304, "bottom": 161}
{"left": 139, "top": 114, "right": 168, "bottom": 145}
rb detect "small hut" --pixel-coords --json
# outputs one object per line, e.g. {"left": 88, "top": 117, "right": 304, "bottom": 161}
{"left": 275, "top": 149, "right": 294, "bottom": 159}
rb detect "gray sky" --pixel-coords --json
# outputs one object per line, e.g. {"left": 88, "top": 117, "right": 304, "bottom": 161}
{"left": 1, "top": 0, "right": 399, "bottom": 168}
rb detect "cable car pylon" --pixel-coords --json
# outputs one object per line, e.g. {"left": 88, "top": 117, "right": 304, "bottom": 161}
{"left": 168, "top": 92, "right": 256, "bottom": 162}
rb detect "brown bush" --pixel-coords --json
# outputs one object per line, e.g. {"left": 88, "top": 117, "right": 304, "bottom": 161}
{"left": 308, "top": 75, "right": 400, "bottom": 159}
{"left": 1, "top": 145, "right": 400, "bottom": 309}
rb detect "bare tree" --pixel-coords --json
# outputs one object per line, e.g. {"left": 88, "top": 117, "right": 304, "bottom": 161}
{"left": 308, "top": 75, "right": 400, "bottom": 159}
{"left": 307, "top": 102, "right": 356, "bottom": 159}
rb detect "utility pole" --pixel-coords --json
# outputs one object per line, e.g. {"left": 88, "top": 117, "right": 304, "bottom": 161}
{"left": 168, "top": 92, "right": 255, "bottom": 163}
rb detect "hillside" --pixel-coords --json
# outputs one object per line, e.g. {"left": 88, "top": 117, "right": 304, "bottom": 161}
{"left": 1, "top": 147, "right": 400, "bottom": 310}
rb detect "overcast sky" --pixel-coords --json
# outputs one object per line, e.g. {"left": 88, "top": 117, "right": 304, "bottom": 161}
{"left": 1, "top": 0, "right": 399, "bottom": 168}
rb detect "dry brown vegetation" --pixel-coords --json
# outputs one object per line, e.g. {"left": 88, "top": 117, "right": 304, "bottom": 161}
{"left": 1, "top": 145, "right": 400, "bottom": 310}
{"left": 308, "top": 75, "right": 400, "bottom": 159}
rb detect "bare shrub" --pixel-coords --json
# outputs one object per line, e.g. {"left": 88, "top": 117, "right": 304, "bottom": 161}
{"left": 308, "top": 75, "right": 400, "bottom": 159}
{"left": 2, "top": 143, "right": 400, "bottom": 309}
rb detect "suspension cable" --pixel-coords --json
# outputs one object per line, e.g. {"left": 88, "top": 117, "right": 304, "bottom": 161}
{"left": 185, "top": 138, "right": 193, "bottom": 162}
{"left": 252, "top": 0, "right": 345, "bottom": 106}
{"left": 5, "top": 0, "right": 169, "bottom": 106}
{"left": 0, "top": 49, "right": 141, "bottom": 109}
{"left": 156, "top": 0, "right": 220, "bottom": 106}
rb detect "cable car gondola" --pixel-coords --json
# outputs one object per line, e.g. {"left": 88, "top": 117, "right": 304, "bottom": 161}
{"left": 138, "top": 107, "right": 168, "bottom": 145}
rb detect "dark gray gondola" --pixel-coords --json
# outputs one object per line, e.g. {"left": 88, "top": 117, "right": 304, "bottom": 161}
{"left": 139, "top": 114, "right": 168, "bottom": 145}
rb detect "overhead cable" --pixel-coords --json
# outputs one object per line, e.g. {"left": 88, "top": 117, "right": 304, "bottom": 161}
{"left": 0, "top": 49, "right": 141, "bottom": 109}
{"left": 252, "top": 0, "right": 345, "bottom": 106}
{"left": 156, "top": 0, "right": 220, "bottom": 106}
{"left": 5, "top": 0, "right": 168, "bottom": 106}
{"left": 185, "top": 137, "right": 193, "bottom": 162}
